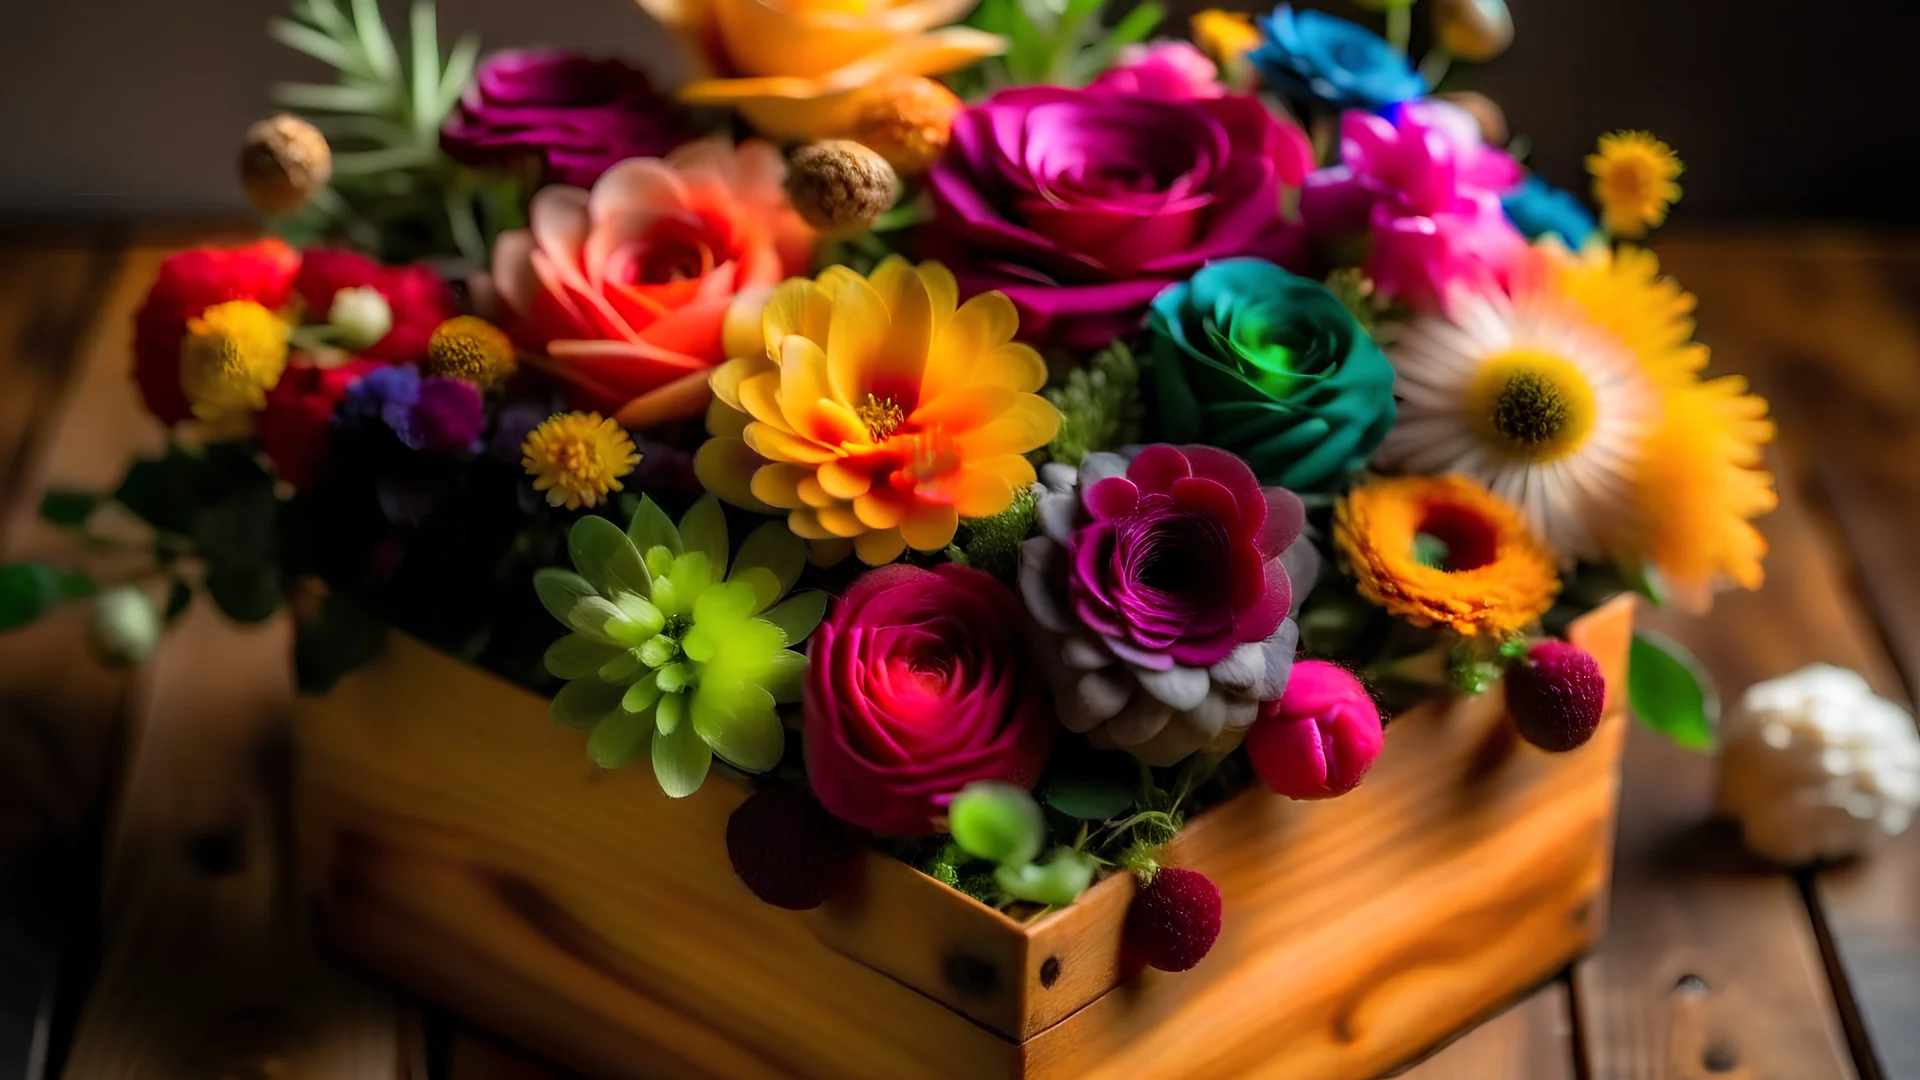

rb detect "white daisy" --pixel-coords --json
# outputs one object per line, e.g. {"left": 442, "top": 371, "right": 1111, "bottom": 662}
{"left": 1375, "top": 274, "right": 1657, "bottom": 563}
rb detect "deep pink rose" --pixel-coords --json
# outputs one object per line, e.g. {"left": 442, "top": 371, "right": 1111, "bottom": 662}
{"left": 1245, "top": 661, "right": 1383, "bottom": 799}
{"left": 1300, "top": 100, "right": 1526, "bottom": 312}
{"left": 440, "top": 49, "right": 689, "bottom": 188}
{"left": 926, "top": 87, "right": 1312, "bottom": 351}
{"left": 804, "top": 564, "right": 1055, "bottom": 837}
{"left": 1088, "top": 41, "right": 1224, "bottom": 100}
{"left": 293, "top": 250, "right": 455, "bottom": 364}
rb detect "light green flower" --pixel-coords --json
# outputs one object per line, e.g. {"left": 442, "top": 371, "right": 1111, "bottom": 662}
{"left": 535, "top": 494, "right": 825, "bottom": 798}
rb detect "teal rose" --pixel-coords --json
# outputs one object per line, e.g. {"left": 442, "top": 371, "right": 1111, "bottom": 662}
{"left": 1144, "top": 258, "right": 1396, "bottom": 493}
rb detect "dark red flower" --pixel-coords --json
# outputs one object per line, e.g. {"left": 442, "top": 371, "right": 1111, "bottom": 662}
{"left": 133, "top": 239, "right": 301, "bottom": 425}
{"left": 294, "top": 249, "right": 456, "bottom": 363}
{"left": 257, "top": 358, "right": 378, "bottom": 490}
{"left": 725, "top": 785, "right": 859, "bottom": 910}
{"left": 1506, "top": 640, "right": 1606, "bottom": 752}
{"left": 1124, "top": 867, "right": 1222, "bottom": 972}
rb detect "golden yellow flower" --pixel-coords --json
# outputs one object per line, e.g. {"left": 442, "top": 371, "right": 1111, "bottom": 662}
{"left": 695, "top": 256, "right": 1059, "bottom": 565}
{"left": 1587, "top": 131, "right": 1683, "bottom": 239}
{"left": 1551, "top": 242, "right": 1706, "bottom": 384}
{"left": 424, "top": 315, "right": 517, "bottom": 390}
{"left": 522, "top": 412, "right": 642, "bottom": 510}
{"left": 1334, "top": 474, "right": 1559, "bottom": 637}
{"left": 1191, "top": 10, "right": 1260, "bottom": 90}
{"left": 638, "top": 0, "right": 1005, "bottom": 141}
{"left": 1634, "top": 375, "right": 1776, "bottom": 613}
{"left": 179, "top": 299, "right": 290, "bottom": 428}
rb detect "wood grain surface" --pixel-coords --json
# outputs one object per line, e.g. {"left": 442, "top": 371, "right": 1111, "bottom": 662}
{"left": 3, "top": 230, "right": 1919, "bottom": 1079}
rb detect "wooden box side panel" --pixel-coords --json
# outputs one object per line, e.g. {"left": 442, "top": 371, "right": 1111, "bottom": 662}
{"left": 296, "top": 636, "right": 1020, "bottom": 1080}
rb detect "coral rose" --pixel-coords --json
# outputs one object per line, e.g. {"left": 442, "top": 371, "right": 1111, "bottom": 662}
{"left": 804, "top": 564, "right": 1055, "bottom": 836}
{"left": 134, "top": 239, "right": 301, "bottom": 426}
{"left": 489, "top": 138, "right": 814, "bottom": 430}
{"left": 637, "top": 0, "right": 1005, "bottom": 141}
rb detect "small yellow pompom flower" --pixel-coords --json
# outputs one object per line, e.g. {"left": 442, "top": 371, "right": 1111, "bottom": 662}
{"left": 1192, "top": 10, "right": 1262, "bottom": 89}
{"left": 179, "top": 298, "right": 290, "bottom": 426}
{"left": 1587, "top": 131, "right": 1683, "bottom": 239}
{"left": 522, "top": 412, "right": 641, "bottom": 511}
{"left": 424, "top": 315, "right": 517, "bottom": 390}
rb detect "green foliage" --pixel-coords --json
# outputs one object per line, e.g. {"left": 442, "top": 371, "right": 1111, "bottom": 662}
{"left": 1042, "top": 744, "right": 1137, "bottom": 821}
{"left": 294, "top": 591, "right": 388, "bottom": 693}
{"left": 1324, "top": 268, "right": 1382, "bottom": 334}
{"left": 1629, "top": 629, "right": 1718, "bottom": 751}
{"left": 962, "top": 0, "right": 1164, "bottom": 89}
{"left": 951, "top": 485, "right": 1038, "bottom": 582}
{"left": 994, "top": 847, "right": 1099, "bottom": 906}
{"left": 269, "top": 0, "right": 511, "bottom": 265}
{"left": 1046, "top": 340, "right": 1142, "bottom": 467}
{"left": 0, "top": 563, "right": 94, "bottom": 632}
{"left": 949, "top": 782, "right": 1048, "bottom": 866}
{"left": 539, "top": 496, "right": 821, "bottom": 797}
{"left": 38, "top": 489, "right": 100, "bottom": 527}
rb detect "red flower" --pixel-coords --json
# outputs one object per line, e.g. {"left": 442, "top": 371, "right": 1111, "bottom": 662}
{"left": 294, "top": 250, "right": 456, "bottom": 363}
{"left": 257, "top": 358, "right": 377, "bottom": 490}
{"left": 804, "top": 564, "right": 1055, "bottom": 836}
{"left": 133, "top": 239, "right": 301, "bottom": 425}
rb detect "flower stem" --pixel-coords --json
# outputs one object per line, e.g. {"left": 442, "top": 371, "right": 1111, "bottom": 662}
{"left": 1386, "top": 4, "right": 1412, "bottom": 55}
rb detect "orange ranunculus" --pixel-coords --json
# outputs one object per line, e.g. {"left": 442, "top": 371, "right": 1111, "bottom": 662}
{"left": 489, "top": 137, "right": 815, "bottom": 430}
{"left": 636, "top": 0, "right": 1006, "bottom": 141}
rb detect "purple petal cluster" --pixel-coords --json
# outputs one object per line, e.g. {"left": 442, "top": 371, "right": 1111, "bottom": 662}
{"left": 340, "top": 364, "right": 485, "bottom": 454}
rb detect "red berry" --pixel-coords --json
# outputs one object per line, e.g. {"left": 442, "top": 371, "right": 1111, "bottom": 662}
{"left": 1124, "top": 868, "right": 1222, "bottom": 972}
{"left": 1505, "top": 640, "right": 1606, "bottom": 752}
{"left": 725, "top": 786, "right": 858, "bottom": 910}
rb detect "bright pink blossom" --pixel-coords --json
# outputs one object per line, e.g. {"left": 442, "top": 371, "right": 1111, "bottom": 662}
{"left": 1089, "top": 41, "right": 1225, "bottom": 100}
{"left": 1245, "top": 660, "right": 1383, "bottom": 799}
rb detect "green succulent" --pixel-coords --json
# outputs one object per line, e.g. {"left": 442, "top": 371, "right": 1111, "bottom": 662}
{"left": 535, "top": 495, "right": 826, "bottom": 798}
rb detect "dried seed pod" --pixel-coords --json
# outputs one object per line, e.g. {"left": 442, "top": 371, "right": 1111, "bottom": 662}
{"left": 1433, "top": 0, "right": 1514, "bottom": 63}
{"left": 784, "top": 140, "right": 900, "bottom": 235}
{"left": 239, "top": 114, "right": 332, "bottom": 215}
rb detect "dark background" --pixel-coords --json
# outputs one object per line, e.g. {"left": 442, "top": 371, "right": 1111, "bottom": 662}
{"left": 5, "top": 0, "right": 1918, "bottom": 223}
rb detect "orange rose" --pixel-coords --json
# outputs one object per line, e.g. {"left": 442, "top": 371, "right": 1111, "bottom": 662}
{"left": 637, "top": 0, "right": 1005, "bottom": 141}
{"left": 489, "top": 138, "right": 814, "bottom": 429}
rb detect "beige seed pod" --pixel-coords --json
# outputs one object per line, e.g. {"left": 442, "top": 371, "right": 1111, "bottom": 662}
{"left": 1433, "top": 0, "right": 1514, "bottom": 63}
{"left": 239, "top": 114, "right": 332, "bottom": 216}
{"left": 784, "top": 140, "right": 901, "bottom": 236}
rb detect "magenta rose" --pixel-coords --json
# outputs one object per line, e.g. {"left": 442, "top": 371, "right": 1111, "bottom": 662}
{"left": 925, "top": 87, "right": 1313, "bottom": 351}
{"left": 440, "top": 49, "right": 689, "bottom": 188}
{"left": 804, "top": 564, "right": 1055, "bottom": 837}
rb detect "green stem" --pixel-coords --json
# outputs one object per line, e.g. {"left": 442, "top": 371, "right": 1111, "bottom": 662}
{"left": 1386, "top": 3, "right": 1412, "bottom": 55}
{"left": 1418, "top": 47, "right": 1453, "bottom": 88}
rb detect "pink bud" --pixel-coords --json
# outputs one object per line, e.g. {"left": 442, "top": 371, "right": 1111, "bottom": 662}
{"left": 1246, "top": 661, "right": 1384, "bottom": 800}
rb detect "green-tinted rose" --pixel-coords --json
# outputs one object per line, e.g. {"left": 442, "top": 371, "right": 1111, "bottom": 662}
{"left": 1144, "top": 258, "right": 1396, "bottom": 493}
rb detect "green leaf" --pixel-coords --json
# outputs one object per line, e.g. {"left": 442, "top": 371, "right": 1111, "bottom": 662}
{"left": 272, "top": 81, "right": 392, "bottom": 113}
{"left": 652, "top": 718, "right": 714, "bottom": 798}
{"left": 761, "top": 649, "right": 807, "bottom": 704}
{"left": 1628, "top": 629, "right": 1719, "bottom": 751}
{"left": 678, "top": 496, "right": 729, "bottom": 580}
{"left": 0, "top": 563, "right": 64, "bottom": 631}
{"left": 269, "top": 17, "right": 370, "bottom": 74}
{"left": 627, "top": 496, "right": 683, "bottom": 559}
{"left": 112, "top": 447, "right": 201, "bottom": 534}
{"left": 435, "top": 31, "right": 481, "bottom": 118}
{"left": 293, "top": 591, "right": 386, "bottom": 694}
{"left": 758, "top": 590, "right": 829, "bottom": 647}
{"left": 163, "top": 578, "right": 193, "bottom": 623}
{"left": 732, "top": 520, "right": 805, "bottom": 611}
{"left": 994, "top": 847, "right": 1098, "bottom": 906}
{"left": 38, "top": 489, "right": 100, "bottom": 527}
{"left": 568, "top": 515, "right": 650, "bottom": 597}
{"left": 205, "top": 566, "right": 282, "bottom": 624}
{"left": 1043, "top": 747, "right": 1137, "bottom": 821}
{"left": 534, "top": 568, "right": 599, "bottom": 623}
{"left": 949, "top": 782, "right": 1047, "bottom": 866}
{"left": 408, "top": 1, "right": 439, "bottom": 134}
{"left": 350, "top": 0, "right": 401, "bottom": 83}
{"left": 586, "top": 702, "right": 654, "bottom": 770}
{"left": 550, "top": 676, "right": 626, "bottom": 731}
{"left": 194, "top": 482, "right": 278, "bottom": 570}
{"left": 691, "top": 687, "right": 783, "bottom": 773}
{"left": 544, "top": 633, "right": 628, "bottom": 680}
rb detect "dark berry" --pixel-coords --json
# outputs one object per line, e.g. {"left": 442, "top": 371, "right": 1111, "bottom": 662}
{"left": 1506, "top": 640, "right": 1607, "bottom": 752}
{"left": 725, "top": 786, "right": 857, "bottom": 910}
{"left": 1123, "top": 868, "right": 1222, "bottom": 973}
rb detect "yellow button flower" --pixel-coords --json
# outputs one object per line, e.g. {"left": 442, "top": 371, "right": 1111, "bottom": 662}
{"left": 638, "top": 0, "right": 1006, "bottom": 141}
{"left": 1587, "top": 131, "right": 1683, "bottom": 239}
{"left": 523, "top": 411, "right": 642, "bottom": 510}
{"left": 179, "top": 298, "right": 290, "bottom": 429}
{"left": 695, "top": 257, "right": 1060, "bottom": 565}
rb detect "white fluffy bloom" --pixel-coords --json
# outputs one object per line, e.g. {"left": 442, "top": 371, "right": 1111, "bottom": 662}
{"left": 1717, "top": 664, "right": 1920, "bottom": 865}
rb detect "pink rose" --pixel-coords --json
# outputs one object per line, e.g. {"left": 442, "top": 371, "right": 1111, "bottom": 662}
{"left": 1301, "top": 100, "right": 1526, "bottom": 312}
{"left": 1245, "top": 661, "right": 1383, "bottom": 799}
{"left": 1088, "top": 41, "right": 1225, "bottom": 100}
{"left": 804, "top": 564, "right": 1056, "bottom": 836}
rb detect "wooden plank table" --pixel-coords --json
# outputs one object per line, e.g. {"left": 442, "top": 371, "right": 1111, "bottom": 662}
{"left": 1, "top": 228, "right": 1916, "bottom": 1079}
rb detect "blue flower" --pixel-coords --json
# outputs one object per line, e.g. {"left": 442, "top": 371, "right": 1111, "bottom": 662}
{"left": 1502, "top": 174, "right": 1598, "bottom": 248}
{"left": 1250, "top": 6, "right": 1426, "bottom": 113}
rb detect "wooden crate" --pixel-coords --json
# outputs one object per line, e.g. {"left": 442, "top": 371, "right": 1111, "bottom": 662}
{"left": 295, "top": 594, "right": 1634, "bottom": 1080}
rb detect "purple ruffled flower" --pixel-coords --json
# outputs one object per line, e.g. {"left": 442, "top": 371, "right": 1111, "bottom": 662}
{"left": 1020, "top": 445, "right": 1320, "bottom": 765}
{"left": 440, "top": 50, "right": 688, "bottom": 188}
{"left": 924, "top": 87, "right": 1313, "bottom": 351}
{"left": 340, "top": 365, "right": 485, "bottom": 454}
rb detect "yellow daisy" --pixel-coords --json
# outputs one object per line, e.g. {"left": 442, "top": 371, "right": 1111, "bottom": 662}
{"left": 1635, "top": 375, "right": 1776, "bottom": 612}
{"left": 1587, "top": 131, "right": 1683, "bottom": 239}
{"left": 522, "top": 412, "right": 641, "bottom": 511}
{"left": 179, "top": 299, "right": 290, "bottom": 429}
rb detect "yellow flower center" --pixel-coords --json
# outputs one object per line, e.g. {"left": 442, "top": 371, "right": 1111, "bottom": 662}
{"left": 179, "top": 299, "right": 289, "bottom": 423}
{"left": 1467, "top": 349, "right": 1597, "bottom": 462}
{"left": 423, "top": 315, "right": 516, "bottom": 390}
{"left": 856, "top": 394, "right": 905, "bottom": 441}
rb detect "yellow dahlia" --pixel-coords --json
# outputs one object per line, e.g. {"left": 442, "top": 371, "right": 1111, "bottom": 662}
{"left": 1334, "top": 474, "right": 1559, "bottom": 638}
{"left": 1587, "top": 131, "right": 1683, "bottom": 239}
{"left": 695, "top": 257, "right": 1061, "bottom": 565}
{"left": 523, "top": 412, "right": 641, "bottom": 511}
{"left": 1636, "top": 376, "right": 1777, "bottom": 612}
{"left": 179, "top": 298, "right": 291, "bottom": 429}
